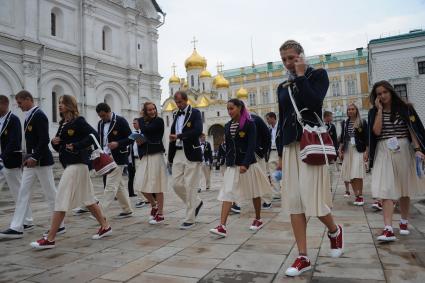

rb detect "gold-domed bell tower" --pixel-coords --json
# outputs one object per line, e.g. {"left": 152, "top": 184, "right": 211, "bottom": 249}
{"left": 212, "top": 62, "right": 230, "bottom": 100}
{"left": 184, "top": 37, "right": 206, "bottom": 91}
{"left": 236, "top": 86, "right": 249, "bottom": 109}
{"left": 199, "top": 68, "right": 212, "bottom": 93}
{"left": 168, "top": 63, "right": 181, "bottom": 96}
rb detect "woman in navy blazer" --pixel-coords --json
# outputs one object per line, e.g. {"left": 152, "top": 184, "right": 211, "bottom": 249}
{"left": 209, "top": 99, "right": 271, "bottom": 238}
{"left": 277, "top": 40, "right": 343, "bottom": 277}
{"left": 30, "top": 95, "right": 111, "bottom": 249}
{"left": 134, "top": 102, "right": 167, "bottom": 225}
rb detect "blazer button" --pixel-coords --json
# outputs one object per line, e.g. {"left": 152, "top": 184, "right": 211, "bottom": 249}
{"left": 292, "top": 113, "right": 296, "bottom": 116}
{"left": 292, "top": 123, "right": 295, "bottom": 126}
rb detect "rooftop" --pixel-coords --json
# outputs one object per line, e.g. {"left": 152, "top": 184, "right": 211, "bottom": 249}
{"left": 369, "top": 29, "right": 425, "bottom": 45}
{"left": 222, "top": 48, "right": 367, "bottom": 78}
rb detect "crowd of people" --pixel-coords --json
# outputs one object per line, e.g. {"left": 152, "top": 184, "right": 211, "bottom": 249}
{"left": 0, "top": 39, "right": 424, "bottom": 277}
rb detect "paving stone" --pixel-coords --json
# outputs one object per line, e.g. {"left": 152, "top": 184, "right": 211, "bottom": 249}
{"left": 0, "top": 262, "right": 45, "bottom": 283}
{"left": 148, "top": 255, "right": 221, "bottom": 278}
{"left": 127, "top": 272, "right": 199, "bottom": 283}
{"left": 218, "top": 251, "right": 285, "bottom": 273}
{"left": 200, "top": 268, "right": 274, "bottom": 283}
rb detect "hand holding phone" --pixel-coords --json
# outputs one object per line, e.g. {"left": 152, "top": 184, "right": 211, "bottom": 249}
{"left": 375, "top": 97, "right": 383, "bottom": 110}
{"left": 295, "top": 52, "right": 307, "bottom": 77}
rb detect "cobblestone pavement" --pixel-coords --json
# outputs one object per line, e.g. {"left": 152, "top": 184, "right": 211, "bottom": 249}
{"left": 1, "top": 167, "right": 425, "bottom": 283}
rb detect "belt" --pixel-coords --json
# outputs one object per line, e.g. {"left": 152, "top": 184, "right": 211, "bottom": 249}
{"left": 175, "top": 146, "right": 183, "bottom": 150}
{"left": 271, "top": 148, "right": 277, "bottom": 151}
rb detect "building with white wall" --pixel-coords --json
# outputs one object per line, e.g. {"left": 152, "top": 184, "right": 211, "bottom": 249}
{"left": 0, "top": 0, "right": 164, "bottom": 138}
{"left": 368, "top": 29, "right": 425, "bottom": 121}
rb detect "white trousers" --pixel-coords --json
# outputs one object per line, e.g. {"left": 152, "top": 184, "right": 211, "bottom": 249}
{"left": 172, "top": 150, "right": 202, "bottom": 223}
{"left": 2, "top": 168, "right": 33, "bottom": 225}
{"left": 200, "top": 164, "right": 211, "bottom": 189}
{"left": 100, "top": 165, "right": 133, "bottom": 215}
{"left": 10, "top": 166, "right": 60, "bottom": 232}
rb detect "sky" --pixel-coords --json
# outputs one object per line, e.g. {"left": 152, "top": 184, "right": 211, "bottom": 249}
{"left": 156, "top": 0, "right": 425, "bottom": 102}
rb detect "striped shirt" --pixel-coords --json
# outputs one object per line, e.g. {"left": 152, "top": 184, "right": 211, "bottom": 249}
{"left": 347, "top": 120, "right": 355, "bottom": 138}
{"left": 378, "top": 112, "right": 410, "bottom": 140}
{"left": 230, "top": 121, "right": 239, "bottom": 138}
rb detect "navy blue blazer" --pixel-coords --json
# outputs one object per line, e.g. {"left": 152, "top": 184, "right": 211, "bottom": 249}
{"left": 340, "top": 119, "right": 368, "bottom": 153}
{"left": 0, "top": 112, "right": 22, "bottom": 169}
{"left": 138, "top": 116, "right": 165, "bottom": 156}
{"left": 24, "top": 107, "right": 54, "bottom": 166}
{"left": 52, "top": 117, "right": 98, "bottom": 168}
{"left": 225, "top": 119, "right": 257, "bottom": 168}
{"left": 201, "top": 141, "right": 213, "bottom": 163}
{"left": 277, "top": 67, "right": 329, "bottom": 155}
{"left": 168, "top": 105, "right": 203, "bottom": 163}
{"left": 368, "top": 105, "right": 425, "bottom": 168}
{"left": 97, "top": 113, "right": 132, "bottom": 165}
{"left": 218, "top": 142, "right": 226, "bottom": 165}
{"left": 251, "top": 114, "right": 271, "bottom": 160}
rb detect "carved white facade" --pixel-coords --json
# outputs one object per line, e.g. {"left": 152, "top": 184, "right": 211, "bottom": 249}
{"left": 0, "top": 0, "right": 164, "bottom": 137}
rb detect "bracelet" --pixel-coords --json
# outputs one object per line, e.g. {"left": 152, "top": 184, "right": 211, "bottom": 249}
{"left": 414, "top": 147, "right": 421, "bottom": 152}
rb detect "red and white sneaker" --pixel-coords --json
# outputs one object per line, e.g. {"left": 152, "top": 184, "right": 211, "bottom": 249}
{"left": 377, "top": 229, "right": 396, "bottom": 242}
{"left": 149, "top": 214, "right": 165, "bottom": 225}
{"left": 92, "top": 226, "right": 112, "bottom": 240}
{"left": 209, "top": 224, "right": 227, "bottom": 237}
{"left": 372, "top": 200, "right": 383, "bottom": 211}
{"left": 399, "top": 223, "right": 410, "bottom": 235}
{"left": 353, "top": 196, "right": 364, "bottom": 206}
{"left": 30, "top": 237, "right": 55, "bottom": 249}
{"left": 285, "top": 256, "right": 311, "bottom": 277}
{"left": 149, "top": 207, "right": 158, "bottom": 220}
{"left": 328, "top": 225, "right": 344, "bottom": 258}
{"left": 249, "top": 219, "right": 264, "bottom": 231}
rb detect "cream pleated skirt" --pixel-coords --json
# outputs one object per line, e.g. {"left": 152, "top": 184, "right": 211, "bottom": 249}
{"left": 341, "top": 145, "right": 366, "bottom": 181}
{"left": 55, "top": 164, "right": 97, "bottom": 212}
{"left": 218, "top": 162, "right": 272, "bottom": 202}
{"left": 134, "top": 153, "right": 168, "bottom": 193}
{"left": 372, "top": 138, "right": 425, "bottom": 200}
{"left": 281, "top": 142, "right": 333, "bottom": 217}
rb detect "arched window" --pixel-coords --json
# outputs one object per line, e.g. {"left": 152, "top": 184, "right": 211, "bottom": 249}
{"left": 202, "top": 82, "right": 205, "bottom": 92}
{"left": 102, "top": 26, "right": 112, "bottom": 52}
{"left": 51, "top": 85, "right": 64, "bottom": 123}
{"left": 346, "top": 80, "right": 356, "bottom": 96}
{"left": 191, "top": 75, "right": 194, "bottom": 87}
{"left": 50, "top": 7, "right": 63, "bottom": 37}
{"left": 332, "top": 81, "right": 340, "bottom": 97}
{"left": 170, "top": 87, "right": 174, "bottom": 95}
{"left": 262, "top": 90, "right": 269, "bottom": 104}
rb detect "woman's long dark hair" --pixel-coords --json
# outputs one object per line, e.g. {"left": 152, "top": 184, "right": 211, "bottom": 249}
{"left": 228, "top": 98, "right": 252, "bottom": 129}
{"left": 370, "top": 80, "right": 410, "bottom": 122}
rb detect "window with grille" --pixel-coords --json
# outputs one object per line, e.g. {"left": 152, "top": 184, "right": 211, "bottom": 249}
{"left": 418, "top": 61, "right": 425, "bottom": 75}
{"left": 394, "top": 84, "right": 408, "bottom": 99}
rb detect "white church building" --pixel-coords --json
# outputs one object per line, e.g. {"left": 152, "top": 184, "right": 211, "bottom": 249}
{"left": 0, "top": 0, "right": 164, "bottom": 137}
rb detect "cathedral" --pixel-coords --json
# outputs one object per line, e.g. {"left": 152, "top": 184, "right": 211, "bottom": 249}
{"left": 161, "top": 46, "right": 250, "bottom": 150}
{"left": 0, "top": 0, "right": 164, "bottom": 138}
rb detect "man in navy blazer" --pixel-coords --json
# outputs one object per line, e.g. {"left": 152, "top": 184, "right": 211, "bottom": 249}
{"left": 0, "top": 95, "right": 33, "bottom": 232}
{"left": 265, "top": 112, "right": 282, "bottom": 201}
{"left": 168, "top": 91, "right": 203, "bottom": 229}
{"left": 96, "top": 103, "right": 133, "bottom": 218}
{"left": 0, "top": 90, "right": 64, "bottom": 239}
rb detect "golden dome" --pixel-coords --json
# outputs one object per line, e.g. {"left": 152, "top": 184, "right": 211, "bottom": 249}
{"left": 213, "top": 74, "right": 230, "bottom": 89}
{"left": 169, "top": 74, "right": 180, "bottom": 84}
{"left": 185, "top": 49, "right": 207, "bottom": 70}
{"left": 200, "top": 69, "right": 212, "bottom": 78}
{"left": 236, "top": 87, "right": 248, "bottom": 99}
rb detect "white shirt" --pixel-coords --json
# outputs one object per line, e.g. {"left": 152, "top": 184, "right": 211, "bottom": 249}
{"left": 0, "top": 111, "right": 9, "bottom": 156}
{"left": 175, "top": 105, "right": 189, "bottom": 147}
{"left": 25, "top": 106, "right": 38, "bottom": 122}
{"left": 133, "top": 130, "right": 139, "bottom": 158}
{"left": 103, "top": 120, "right": 111, "bottom": 154}
{"left": 270, "top": 124, "right": 277, "bottom": 149}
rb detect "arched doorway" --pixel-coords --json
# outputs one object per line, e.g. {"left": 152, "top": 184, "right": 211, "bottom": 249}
{"left": 208, "top": 124, "right": 225, "bottom": 150}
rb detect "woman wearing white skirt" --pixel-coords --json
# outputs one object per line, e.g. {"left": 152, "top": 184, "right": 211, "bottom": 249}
{"left": 134, "top": 102, "right": 167, "bottom": 224}
{"left": 277, "top": 40, "right": 343, "bottom": 277}
{"left": 209, "top": 99, "right": 270, "bottom": 237}
{"left": 339, "top": 103, "right": 368, "bottom": 206}
{"left": 30, "top": 95, "right": 111, "bottom": 249}
{"left": 369, "top": 80, "right": 425, "bottom": 242}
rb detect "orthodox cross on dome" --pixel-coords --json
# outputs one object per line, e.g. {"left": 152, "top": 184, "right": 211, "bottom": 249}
{"left": 216, "top": 62, "right": 224, "bottom": 73}
{"left": 191, "top": 36, "right": 198, "bottom": 50}
{"left": 171, "top": 63, "right": 177, "bottom": 74}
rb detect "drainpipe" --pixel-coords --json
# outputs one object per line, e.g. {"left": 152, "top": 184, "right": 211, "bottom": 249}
{"left": 80, "top": 0, "right": 85, "bottom": 115}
